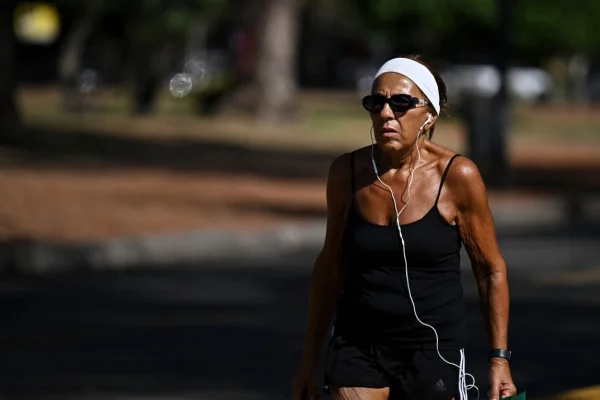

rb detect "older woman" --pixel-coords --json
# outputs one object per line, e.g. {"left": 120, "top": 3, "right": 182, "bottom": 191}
{"left": 293, "top": 56, "right": 517, "bottom": 400}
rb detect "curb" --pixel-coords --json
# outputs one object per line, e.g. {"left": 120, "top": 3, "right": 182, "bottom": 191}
{"left": 0, "top": 222, "right": 327, "bottom": 276}
{"left": 0, "top": 197, "right": 597, "bottom": 276}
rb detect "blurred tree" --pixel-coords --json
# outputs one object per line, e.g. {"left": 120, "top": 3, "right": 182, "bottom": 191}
{"left": 513, "top": 0, "right": 600, "bottom": 62}
{"left": 512, "top": 0, "right": 600, "bottom": 102}
{"left": 318, "top": 0, "right": 600, "bottom": 65}
{"left": 122, "top": 0, "right": 229, "bottom": 114}
{"left": 56, "top": 0, "right": 103, "bottom": 112}
{"left": 326, "top": 0, "right": 495, "bottom": 59}
{"left": 117, "top": 0, "right": 223, "bottom": 114}
{"left": 214, "top": 0, "right": 305, "bottom": 122}
{"left": 54, "top": 0, "right": 230, "bottom": 114}
{"left": 0, "top": 0, "right": 20, "bottom": 135}
{"left": 253, "top": 0, "right": 304, "bottom": 122}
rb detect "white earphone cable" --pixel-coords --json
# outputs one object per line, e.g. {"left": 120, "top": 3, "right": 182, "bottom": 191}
{"left": 369, "top": 117, "right": 479, "bottom": 400}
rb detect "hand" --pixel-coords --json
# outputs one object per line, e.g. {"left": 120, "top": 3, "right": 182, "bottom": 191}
{"left": 488, "top": 358, "right": 517, "bottom": 400}
{"left": 292, "top": 361, "right": 319, "bottom": 400}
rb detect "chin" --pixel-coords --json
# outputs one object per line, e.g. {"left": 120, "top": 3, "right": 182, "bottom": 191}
{"left": 377, "top": 138, "right": 405, "bottom": 152}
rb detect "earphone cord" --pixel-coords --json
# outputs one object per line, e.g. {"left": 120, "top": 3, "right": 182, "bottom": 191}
{"left": 369, "top": 122, "right": 479, "bottom": 400}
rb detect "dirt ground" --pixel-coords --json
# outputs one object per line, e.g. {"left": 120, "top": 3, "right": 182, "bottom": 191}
{"left": 0, "top": 166, "right": 326, "bottom": 242}
{"left": 2, "top": 88, "right": 599, "bottom": 243}
{"left": 1, "top": 137, "right": 599, "bottom": 244}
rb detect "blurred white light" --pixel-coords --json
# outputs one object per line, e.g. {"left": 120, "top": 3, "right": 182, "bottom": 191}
{"left": 183, "top": 59, "right": 207, "bottom": 85}
{"left": 169, "top": 73, "right": 193, "bottom": 98}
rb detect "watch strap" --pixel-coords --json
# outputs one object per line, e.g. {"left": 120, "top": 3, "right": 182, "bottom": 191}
{"left": 489, "top": 348, "right": 512, "bottom": 361}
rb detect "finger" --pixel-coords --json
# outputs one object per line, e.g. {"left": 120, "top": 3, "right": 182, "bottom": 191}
{"left": 500, "top": 384, "right": 517, "bottom": 397}
{"left": 489, "top": 383, "right": 501, "bottom": 400}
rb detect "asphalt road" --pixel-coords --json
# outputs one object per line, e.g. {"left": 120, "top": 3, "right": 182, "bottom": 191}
{"left": 1, "top": 234, "right": 600, "bottom": 400}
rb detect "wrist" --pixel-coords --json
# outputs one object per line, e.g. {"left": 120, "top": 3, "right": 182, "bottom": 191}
{"left": 489, "top": 357, "right": 510, "bottom": 367}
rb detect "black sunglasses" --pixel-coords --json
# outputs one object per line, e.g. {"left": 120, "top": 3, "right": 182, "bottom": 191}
{"left": 362, "top": 94, "right": 428, "bottom": 113}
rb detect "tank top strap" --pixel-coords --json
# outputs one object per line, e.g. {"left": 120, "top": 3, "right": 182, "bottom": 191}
{"left": 435, "top": 154, "right": 461, "bottom": 205}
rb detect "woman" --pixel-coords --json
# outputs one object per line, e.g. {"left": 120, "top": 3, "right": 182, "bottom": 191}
{"left": 292, "top": 56, "right": 517, "bottom": 400}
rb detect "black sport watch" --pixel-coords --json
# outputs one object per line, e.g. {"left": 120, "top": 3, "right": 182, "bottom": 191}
{"left": 489, "top": 349, "right": 512, "bottom": 362}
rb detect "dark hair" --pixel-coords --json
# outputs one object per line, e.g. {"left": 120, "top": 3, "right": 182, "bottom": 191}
{"left": 405, "top": 54, "right": 448, "bottom": 139}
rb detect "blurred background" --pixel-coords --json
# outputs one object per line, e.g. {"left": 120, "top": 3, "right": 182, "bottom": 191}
{"left": 0, "top": 0, "right": 599, "bottom": 399}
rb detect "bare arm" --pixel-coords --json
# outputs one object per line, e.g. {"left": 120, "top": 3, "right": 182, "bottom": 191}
{"left": 449, "top": 158, "right": 509, "bottom": 355}
{"left": 450, "top": 157, "right": 517, "bottom": 398}
{"left": 300, "top": 153, "right": 351, "bottom": 368}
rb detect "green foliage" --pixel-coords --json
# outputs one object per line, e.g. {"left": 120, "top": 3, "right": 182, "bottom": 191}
{"left": 56, "top": 0, "right": 600, "bottom": 62}
{"left": 513, "top": 0, "right": 600, "bottom": 57}
{"left": 368, "top": 0, "right": 495, "bottom": 31}
{"left": 324, "top": 0, "right": 495, "bottom": 40}
{"left": 56, "top": 0, "right": 231, "bottom": 40}
{"left": 128, "top": 0, "right": 230, "bottom": 38}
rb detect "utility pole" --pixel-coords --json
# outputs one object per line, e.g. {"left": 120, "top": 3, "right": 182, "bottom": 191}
{"left": 464, "top": 0, "right": 513, "bottom": 188}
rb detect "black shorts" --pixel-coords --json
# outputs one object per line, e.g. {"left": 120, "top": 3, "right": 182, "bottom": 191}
{"left": 324, "top": 335, "right": 462, "bottom": 400}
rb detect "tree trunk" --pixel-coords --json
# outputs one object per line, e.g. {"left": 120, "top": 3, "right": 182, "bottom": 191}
{"left": 254, "top": 0, "right": 302, "bottom": 123}
{"left": 58, "top": 3, "right": 99, "bottom": 112}
{"left": 131, "top": 41, "right": 172, "bottom": 115}
{"left": 0, "top": 0, "right": 20, "bottom": 135}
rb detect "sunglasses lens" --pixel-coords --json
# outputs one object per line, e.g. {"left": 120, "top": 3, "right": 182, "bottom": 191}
{"left": 388, "top": 95, "right": 412, "bottom": 112}
{"left": 362, "top": 95, "right": 384, "bottom": 112}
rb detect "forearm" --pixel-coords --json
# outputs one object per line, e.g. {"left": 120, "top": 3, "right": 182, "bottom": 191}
{"left": 301, "top": 258, "right": 343, "bottom": 367}
{"left": 478, "top": 268, "right": 510, "bottom": 350}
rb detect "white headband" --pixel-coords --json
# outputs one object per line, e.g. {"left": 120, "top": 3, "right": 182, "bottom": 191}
{"left": 374, "top": 58, "right": 440, "bottom": 115}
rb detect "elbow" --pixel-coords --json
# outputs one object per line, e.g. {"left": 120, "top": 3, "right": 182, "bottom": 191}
{"left": 485, "top": 264, "right": 509, "bottom": 293}
{"left": 489, "top": 258, "right": 508, "bottom": 281}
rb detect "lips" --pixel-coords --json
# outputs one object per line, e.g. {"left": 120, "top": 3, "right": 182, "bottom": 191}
{"left": 381, "top": 127, "right": 398, "bottom": 136}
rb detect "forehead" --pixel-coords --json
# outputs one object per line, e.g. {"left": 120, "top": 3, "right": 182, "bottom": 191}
{"left": 371, "top": 73, "right": 423, "bottom": 97}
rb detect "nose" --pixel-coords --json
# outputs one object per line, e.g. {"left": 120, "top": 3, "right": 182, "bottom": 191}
{"left": 379, "top": 102, "right": 395, "bottom": 120}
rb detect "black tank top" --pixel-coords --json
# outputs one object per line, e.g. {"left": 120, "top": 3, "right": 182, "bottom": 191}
{"left": 334, "top": 152, "right": 467, "bottom": 350}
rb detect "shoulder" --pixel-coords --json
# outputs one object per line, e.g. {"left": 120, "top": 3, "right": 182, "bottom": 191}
{"left": 423, "top": 141, "right": 467, "bottom": 179}
{"left": 325, "top": 152, "right": 355, "bottom": 209}
{"left": 326, "top": 152, "right": 351, "bottom": 197}
{"left": 447, "top": 155, "right": 483, "bottom": 185}
{"left": 328, "top": 146, "right": 371, "bottom": 178}
{"left": 328, "top": 152, "right": 351, "bottom": 180}
{"left": 444, "top": 155, "right": 488, "bottom": 211}
{"left": 422, "top": 139, "right": 487, "bottom": 210}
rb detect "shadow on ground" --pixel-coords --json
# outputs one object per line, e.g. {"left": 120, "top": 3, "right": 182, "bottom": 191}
{"left": 1, "top": 261, "right": 599, "bottom": 399}
{"left": 0, "top": 126, "right": 334, "bottom": 181}
{"left": 1, "top": 126, "right": 600, "bottom": 190}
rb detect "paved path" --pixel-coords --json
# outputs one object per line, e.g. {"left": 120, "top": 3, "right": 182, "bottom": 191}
{"left": 1, "top": 247, "right": 600, "bottom": 400}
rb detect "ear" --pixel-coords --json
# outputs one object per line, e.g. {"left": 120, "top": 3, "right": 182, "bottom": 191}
{"left": 425, "top": 113, "right": 437, "bottom": 130}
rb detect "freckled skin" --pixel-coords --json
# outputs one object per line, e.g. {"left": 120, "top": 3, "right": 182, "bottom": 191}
{"left": 294, "top": 71, "right": 517, "bottom": 400}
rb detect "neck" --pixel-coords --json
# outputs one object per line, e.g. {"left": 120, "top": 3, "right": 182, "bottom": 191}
{"left": 375, "top": 136, "right": 426, "bottom": 172}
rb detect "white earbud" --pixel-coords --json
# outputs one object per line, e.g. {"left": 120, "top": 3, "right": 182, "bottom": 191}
{"left": 419, "top": 113, "right": 433, "bottom": 133}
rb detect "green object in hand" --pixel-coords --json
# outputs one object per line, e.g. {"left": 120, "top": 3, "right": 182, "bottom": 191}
{"left": 502, "top": 392, "right": 526, "bottom": 400}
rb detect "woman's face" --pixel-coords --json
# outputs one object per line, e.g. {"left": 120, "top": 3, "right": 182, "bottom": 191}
{"left": 369, "top": 73, "right": 434, "bottom": 153}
